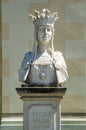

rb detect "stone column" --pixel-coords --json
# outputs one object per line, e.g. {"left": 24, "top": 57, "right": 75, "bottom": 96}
{"left": 16, "top": 87, "right": 67, "bottom": 130}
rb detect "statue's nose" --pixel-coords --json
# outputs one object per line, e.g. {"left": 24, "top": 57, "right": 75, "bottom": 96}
{"left": 43, "top": 28, "right": 47, "bottom": 32}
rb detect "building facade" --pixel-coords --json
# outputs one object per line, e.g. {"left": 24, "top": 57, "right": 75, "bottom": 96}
{"left": 1, "top": 0, "right": 86, "bottom": 116}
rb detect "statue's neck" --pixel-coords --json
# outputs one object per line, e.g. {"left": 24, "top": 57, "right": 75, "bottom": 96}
{"left": 37, "top": 44, "right": 49, "bottom": 55}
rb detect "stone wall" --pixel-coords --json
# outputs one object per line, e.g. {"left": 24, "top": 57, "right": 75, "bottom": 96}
{"left": 1, "top": 0, "right": 86, "bottom": 113}
{"left": 0, "top": 0, "right": 2, "bottom": 124}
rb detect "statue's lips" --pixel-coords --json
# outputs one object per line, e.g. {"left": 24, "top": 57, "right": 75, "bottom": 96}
{"left": 43, "top": 35, "right": 48, "bottom": 39}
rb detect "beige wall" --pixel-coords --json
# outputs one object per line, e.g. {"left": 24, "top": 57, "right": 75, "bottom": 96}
{"left": 1, "top": 0, "right": 86, "bottom": 113}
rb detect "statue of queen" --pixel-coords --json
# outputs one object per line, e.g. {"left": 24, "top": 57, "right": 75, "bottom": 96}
{"left": 18, "top": 9, "right": 68, "bottom": 87}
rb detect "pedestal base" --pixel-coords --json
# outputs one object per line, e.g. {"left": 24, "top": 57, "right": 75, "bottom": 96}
{"left": 16, "top": 86, "right": 67, "bottom": 130}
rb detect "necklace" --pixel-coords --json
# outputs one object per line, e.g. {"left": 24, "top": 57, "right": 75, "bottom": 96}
{"left": 39, "top": 65, "right": 46, "bottom": 80}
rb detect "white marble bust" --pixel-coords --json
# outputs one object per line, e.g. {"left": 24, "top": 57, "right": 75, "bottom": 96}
{"left": 18, "top": 9, "right": 68, "bottom": 86}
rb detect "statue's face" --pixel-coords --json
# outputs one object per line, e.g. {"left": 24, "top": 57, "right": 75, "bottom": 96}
{"left": 37, "top": 25, "right": 53, "bottom": 44}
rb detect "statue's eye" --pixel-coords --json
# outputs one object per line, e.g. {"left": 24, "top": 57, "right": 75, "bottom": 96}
{"left": 38, "top": 27, "right": 43, "bottom": 31}
{"left": 38, "top": 26, "right": 52, "bottom": 32}
{"left": 47, "top": 28, "right": 51, "bottom": 32}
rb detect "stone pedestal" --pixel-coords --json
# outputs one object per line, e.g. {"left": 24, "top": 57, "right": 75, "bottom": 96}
{"left": 16, "top": 86, "right": 67, "bottom": 130}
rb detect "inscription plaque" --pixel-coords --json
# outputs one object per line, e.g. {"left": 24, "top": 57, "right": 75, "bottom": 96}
{"left": 28, "top": 105, "right": 54, "bottom": 130}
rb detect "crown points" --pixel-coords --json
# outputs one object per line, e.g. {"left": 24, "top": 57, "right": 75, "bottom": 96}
{"left": 29, "top": 8, "right": 59, "bottom": 27}
{"left": 34, "top": 10, "right": 40, "bottom": 18}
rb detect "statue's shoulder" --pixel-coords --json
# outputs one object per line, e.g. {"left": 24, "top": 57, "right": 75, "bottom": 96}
{"left": 22, "top": 51, "right": 32, "bottom": 63}
{"left": 54, "top": 51, "right": 63, "bottom": 56}
{"left": 24, "top": 51, "right": 32, "bottom": 58}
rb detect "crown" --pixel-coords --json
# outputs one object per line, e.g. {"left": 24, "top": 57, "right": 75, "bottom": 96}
{"left": 29, "top": 8, "right": 59, "bottom": 27}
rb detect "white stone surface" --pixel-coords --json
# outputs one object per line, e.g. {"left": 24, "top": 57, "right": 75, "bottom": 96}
{"left": 23, "top": 101, "right": 61, "bottom": 130}
{"left": 18, "top": 9, "right": 68, "bottom": 85}
{"left": 29, "top": 105, "right": 54, "bottom": 130}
